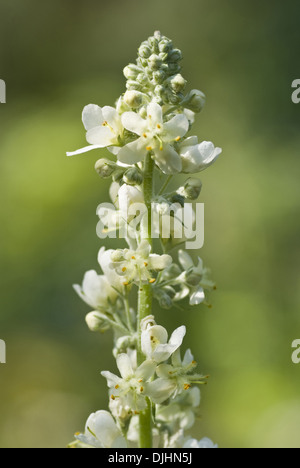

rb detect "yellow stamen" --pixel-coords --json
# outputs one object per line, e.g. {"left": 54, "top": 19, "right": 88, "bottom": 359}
{"left": 184, "top": 384, "right": 191, "bottom": 391}
{"left": 144, "top": 262, "right": 148, "bottom": 267}
{"left": 146, "top": 146, "right": 152, "bottom": 151}
{"left": 122, "top": 267, "right": 127, "bottom": 272}
{"left": 149, "top": 278, "right": 156, "bottom": 284}
{"left": 157, "top": 124, "right": 161, "bottom": 129}
{"left": 143, "top": 133, "right": 148, "bottom": 138}
{"left": 140, "top": 387, "right": 144, "bottom": 392}
{"left": 175, "top": 136, "right": 181, "bottom": 142}
{"left": 132, "top": 256, "right": 136, "bottom": 260}
{"left": 115, "top": 385, "right": 119, "bottom": 389}
{"left": 123, "top": 281, "right": 129, "bottom": 286}
{"left": 111, "top": 395, "right": 116, "bottom": 400}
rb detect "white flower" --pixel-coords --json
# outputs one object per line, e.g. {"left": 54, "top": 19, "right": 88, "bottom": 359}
{"left": 118, "top": 102, "right": 189, "bottom": 174}
{"left": 97, "top": 247, "right": 125, "bottom": 290}
{"left": 179, "top": 137, "right": 222, "bottom": 173}
{"left": 73, "top": 270, "right": 117, "bottom": 310}
{"left": 183, "top": 437, "right": 218, "bottom": 448}
{"left": 98, "top": 184, "right": 146, "bottom": 244}
{"left": 156, "top": 348, "right": 206, "bottom": 397}
{"left": 67, "top": 104, "right": 123, "bottom": 156}
{"left": 75, "top": 410, "right": 127, "bottom": 448}
{"left": 109, "top": 240, "right": 172, "bottom": 286}
{"left": 156, "top": 387, "right": 201, "bottom": 430}
{"left": 141, "top": 316, "right": 186, "bottom": 363}
{"left": 101, "top": 353, "right": 156, "bottom": 413}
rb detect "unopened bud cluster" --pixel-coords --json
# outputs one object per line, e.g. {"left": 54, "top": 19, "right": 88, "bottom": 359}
{"left": 123, "top": 31, "right": 205, "bottom": 111}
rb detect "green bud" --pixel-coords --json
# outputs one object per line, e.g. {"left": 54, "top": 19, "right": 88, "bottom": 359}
{"left": 124, "top": 90, "right": 144, "bottom": 109}
{"left": 112, "top": 169, "right": 125, "bottom": 183}
{"left": 85, "top": 312, "right": 110, "bottom": 333}
{"left": 126, "top": 80, "right": 143, "bottom": 91}
{"left": 183, "top": 89, "right": 206, "bottom": 113}
{"left": 168, "top": 62, "right": 181, "bottom": 75}
{"left": 138, "top": 44, "right": 151, "bottom": 59}
{"left": 169, "top": 48, "right": 182, "bottom": 63}
{"left": 170, "top": 74, "right": 187, "bottom": 93}
{"left": 95, "top": 159, "right": 118, "bottom": 179}
{"left": 179, "top": 178, "right": 203, "bottom": 200}
{"left": 153, "top": 69, "right": 166, "bottom": 84}
{"left": 159, "top": 39, "right": 173, "bottom": 54}
{"left": 137, "top": 73, "right": 149, "bottom": 85}
{"left": 123, "top": 64, "right": 141, "bottom": 80}
{"left": 123, "top": 167, "right": 143, "bottom": 186}
{"left": 148, "top": 54, "right": 163, "bottom": 70}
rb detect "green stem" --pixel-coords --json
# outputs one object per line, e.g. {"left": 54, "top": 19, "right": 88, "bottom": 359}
{"left": 158, "top": 175, "right": 173, "bottom": 196}
{"left": 137, "top": 153, "right": 154, "bottom": 448}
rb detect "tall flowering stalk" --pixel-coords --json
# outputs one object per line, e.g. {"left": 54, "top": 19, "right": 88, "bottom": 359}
{"left": 68, "top": 31, "right": 221, "bottom": 449}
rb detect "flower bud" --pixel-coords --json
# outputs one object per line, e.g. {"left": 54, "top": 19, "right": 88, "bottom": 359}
{"left": 111, "top": 250, "right": 124, "bottom": 262}
{"left": 159, "top": 39, "right": 173, "bottom": 54}
{"left": 140, "top": 315, "right": 156, "bottom": 331}
{"left": 126, "top": 80, "right": 143, "bottom": 91}
{"left": 179, "top": 178, "right": 203, "bottom": 200}
{"left": 153, "top": 70, "right": 166, "bottom": 84}
{"left": 123, "top": 90, "right": 144, "bottom": 109}
{"left": 85, "top": 312, "right": 110, "bottom": 333}
{"left": 170, "top": 74, "right": 187, "bottom": 93}
{"left": 95, "top": 159, "right": 118, "bottom": 179}
{"left": 137, "top": 73, "right": 149, "bottom": 85}
{"left": 123, "top": 64, "right": 141, "bottom": 80}
{"left": 183, "top": 89, "right": 206, "bottom": 113}
{"left": 148, "top": 54, "right": 163, "bottom": 70}
{"left": 169, "top": 48, "right": 182, "bottom": 63}
{"left": 123, "top": 167, "right": 143, "bottom": 186}
{"left": 138, "top": 44, "right": 151, "bottom": 59}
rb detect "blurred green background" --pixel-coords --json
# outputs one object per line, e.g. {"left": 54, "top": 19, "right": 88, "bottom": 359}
{"left": 0, "top": 0, "right": 300, "bottom": 448}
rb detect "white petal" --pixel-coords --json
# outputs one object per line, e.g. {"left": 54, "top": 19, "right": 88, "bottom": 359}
{"left": 116, "top": 353, "right": 133, "bottom": 379}
{"left": 181, "top": 141, "right": 222, "bottom": 173}
{"left": 117, "top": 138, "right": 147, "bottom": 165}
{"left": 85, "top": 411, "right": 123, "bottom": 448}
{"left": 121, "top": 112, "right": 147, "bottom": 136}
{"left": 146, "top": 378, "right": 177, "bottom": 404}
{"left": 136, "top": 360, "right": 156, "bottom": 381}
{"left": 101, "top": 371, "right": 121, "bottom": 388}
{"left": 180, "top": 136, "right": 198, "bottom": 148}
{"left": 148, "top": 254, "right": 172, "bottom": 271}
{"left": 169, "top": 326, "right": 186, "bottom": 348}
{"left": 190, "top": 287, "right": 205, "bottom": 305}
{"left": 67, "top": 144, "right": 104, "bottom": 157}
{"left": 182, "top": 349, "right": 194, "bottom": 367}
{"left": 154, "top": 144, "right": 182, "bottom": 174}
{"left": 102, "top": 106, "right": 121, "bottom": 131}
{"left": 178, "top": 250, "right": 194, "bottom": 270}
{"left": 86, "top": 125, "right": 114, "bottom": 146}
{"left": 147, "top": 102, "right": 163, "bottom": 124}
{"left": 156, "top": 364, "right": 173, "bottom": 379}
{"left": 82, "top": 104, "right": 104, "bottom": 131}
{"left": 163, "top": 114, "right": 189, "bottom": 141}
{"left": 118, "top": 184, "right": 144, "bottom": 216}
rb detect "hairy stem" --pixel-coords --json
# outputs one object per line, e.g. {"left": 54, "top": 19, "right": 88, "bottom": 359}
{"left": 137, "top": 152, "right": 154, "bottom": 448}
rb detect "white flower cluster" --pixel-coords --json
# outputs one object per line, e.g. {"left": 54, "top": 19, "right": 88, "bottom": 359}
{"left": 68, "top": 32, "right": 221, "bottom": 449}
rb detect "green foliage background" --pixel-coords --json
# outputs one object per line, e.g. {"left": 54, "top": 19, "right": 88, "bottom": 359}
{"left": 0, "top": 0, "right": 299, "bottom": 448}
